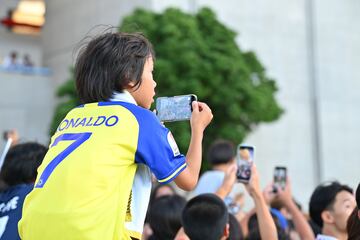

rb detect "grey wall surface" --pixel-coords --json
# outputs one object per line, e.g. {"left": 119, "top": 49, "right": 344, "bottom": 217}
{"left": 313, "top": 0, "right": 360, "bottom": 187}
{"left": 42, "top": 0, "right": 151, "bottom": 85}
{"left": 0, "top": 72, "right": 54, "bottom": 147}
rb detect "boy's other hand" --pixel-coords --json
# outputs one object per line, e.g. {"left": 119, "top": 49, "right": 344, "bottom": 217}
{"left": 190, "top": 101, "right": 213, "bottom": 133}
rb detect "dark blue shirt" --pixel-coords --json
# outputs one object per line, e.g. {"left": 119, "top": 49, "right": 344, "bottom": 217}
{"left": 0, "top": 184, "right": 33, "bottom": 240}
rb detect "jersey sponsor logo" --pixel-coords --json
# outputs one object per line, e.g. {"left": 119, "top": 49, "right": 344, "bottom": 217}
{"left": 57, "top": 115, "right": 119, "bottom": 132}
{"left": 0, "top": 196, "right": 19, "bottom": 214}
{"left": 167, "top": 132, "right": 180, "bottom": 157}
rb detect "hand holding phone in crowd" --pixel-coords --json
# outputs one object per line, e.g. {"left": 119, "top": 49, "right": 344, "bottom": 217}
{"left": 273, "top": 166, "right": 287, "bottom": 193}
{"left": 236, "top": 145, "right": 255, "bottom": 183}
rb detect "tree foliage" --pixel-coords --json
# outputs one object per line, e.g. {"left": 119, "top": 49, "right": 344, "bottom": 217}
{"left": 119, "top": 8, "right": 283, "bottom": 153}
{"left": 50, "top": 7, "right": 283, "bottom": 164}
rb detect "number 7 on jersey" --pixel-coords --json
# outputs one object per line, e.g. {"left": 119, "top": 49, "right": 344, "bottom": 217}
{"left": 35, "top": 132, "right": 92, "bottom": 188}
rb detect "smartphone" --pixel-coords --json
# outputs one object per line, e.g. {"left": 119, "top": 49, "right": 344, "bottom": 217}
{"left": 236, "top": 144, "right": 255, "bottom": 183}
{"left": 273, "top": 166, "right": 287, "bottom": 192}
{"left": 156, "top": 94, "right": 197, "bottom": 122}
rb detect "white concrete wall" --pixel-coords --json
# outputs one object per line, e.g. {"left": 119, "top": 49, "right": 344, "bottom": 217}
{"left": 0, "top": 72, "right": 55, "bottom": 147}
{"left": 314, "top": 0, "right": 360, "bottom": 189}
{"left": 42, "top": 0, "right": 151, "bottom": 85}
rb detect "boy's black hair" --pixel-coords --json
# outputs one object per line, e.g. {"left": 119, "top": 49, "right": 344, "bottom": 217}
{"left": 0, "top": 142, "right": 47, "bottom": 186}
{"left": 182, "top": 193, "right": 229, "bottom": 240}
{"left": 309, "top": 181, "right": 353, "bottom": 228}
{"left": 75, "top": 32, "right": 155, "bottom": 103}
{"left": 148, "top": 195, "right": 186, "bottom": 240}
{"left": 207, "top": 139, "right": 235, "bottom": 166}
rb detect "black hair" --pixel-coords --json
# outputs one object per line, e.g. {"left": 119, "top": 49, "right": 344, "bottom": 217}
{"left": 148, "top": 195, "right": 186, "bottom": 240}
{"left": 271, "top": 198, "right": 302, "bottom": 212}
{"left": 247, "top": 212, "right": 290, "bottom": 240}
{"left": 228, "top": 213, "right": 244, "bottom": 240}
{"left": 347, "top": 207, "right": 360, "bottom": 240}
{"left": 148, "top": 183, "right": 176, "bottom": 209}
{"left": 75, "top": 32, "right": 155, "bottom": 103}
{"left": 207, "top": 139, "right": 235, "bottom": 166}
{"left": 0, "top": 142, "right": 47, "bottom": 186}
{"left": 356, "top": 183, "right": 360, "bottom": 208}
{"left": 308, "top": 219, "right": 322, "bottom": 237}
{"left": 182, "top": 193, "right": 229, "bottom": 240}
{"left": 309, "top": 181, "right": 353, "bottom": 228}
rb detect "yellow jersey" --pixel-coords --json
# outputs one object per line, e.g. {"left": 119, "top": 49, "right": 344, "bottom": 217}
{"left": 19, "top": 99, "right": 186, "bottom": 240}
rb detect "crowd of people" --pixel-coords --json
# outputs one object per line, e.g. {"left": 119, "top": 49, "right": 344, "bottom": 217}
{"left": 0, "top": 51, "right": 50, "bottom": 75}
{"left": 1, "top": 51, "right": 34, "bottom": 69}
{"left": 0, "top": 31, "right": 359, "bottom": 240}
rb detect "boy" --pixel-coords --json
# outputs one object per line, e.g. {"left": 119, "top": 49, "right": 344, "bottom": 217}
{"left": 0, "top": 142, "right": 47, "bottom": 240}
{"left": 19, "top": 32, "right": 213, "bottom": 240}
{"left": 309, "top": 181, "right": 356, "bottom": 240}
{"left": 182, "top": 193, "right": 230, "bottom": 240}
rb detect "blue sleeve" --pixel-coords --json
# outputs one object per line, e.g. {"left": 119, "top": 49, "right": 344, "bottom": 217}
{"left": 125, "top": 104, "right": 187, "bottom": 183}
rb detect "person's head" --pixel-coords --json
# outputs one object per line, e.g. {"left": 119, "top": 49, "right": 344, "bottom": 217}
{"left": 10, "top": 51, "right": 17, "bottom": 59}
{"left": 0, "top": 142, "right": 47, "bottom": 186}
{"left": 309, "top": 181, "right": 355, "bottom": 234}
{"left": 148, "top": 195, "right": 186, "bottom": 240}
{"left": 227, "top": 213, "right": 244, "bottom": 240}
{"left": 75, "top": 32, "right": 156, "bottom": 108}
{"left": 346, "top": 207, "right": 360, "bottom": 240}
{"left": 207, "top": 139, "right": 235, "bottom": 167}
{"left": 182, "top": 193, "right": 229, "bottom": 240}
{"left": 247, "top": 211, "right": 290, "bottom": 240}
{"left": 148, "top": 183, "right": 176, "bottom": 209}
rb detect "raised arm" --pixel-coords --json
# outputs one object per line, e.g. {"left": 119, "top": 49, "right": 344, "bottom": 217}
{"left": 245, "top": 165, "right": 278, "bottom": 240}
{"left": 275, "top": 179, "right": 315, "bottom": 240}
{"left": 174, "top": 101, "right": 213, "bottom": 191}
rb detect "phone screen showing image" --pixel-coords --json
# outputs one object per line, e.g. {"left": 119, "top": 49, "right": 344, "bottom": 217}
{"left": 236, "top": 145, "right": 255, "bottom": 183}
{"left": 156, "top": 95, "right": 197, "bottom": 122}
{"left": 274, "top": 166, "right": 287, "bottom": 191}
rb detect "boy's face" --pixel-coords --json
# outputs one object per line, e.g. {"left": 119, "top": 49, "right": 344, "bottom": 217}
{"left": 129, "top": 57, "right": 156, "bottom": 109}
{"left": 326, "top": 190, "right": 356, "bottom": 232}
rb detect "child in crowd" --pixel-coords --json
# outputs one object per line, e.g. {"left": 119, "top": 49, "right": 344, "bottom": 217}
{"left": 19, "top": 31, "right": 213, "bottom": 240}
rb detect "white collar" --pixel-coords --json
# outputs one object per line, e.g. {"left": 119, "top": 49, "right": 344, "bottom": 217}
{"left": 316, "top": 234, "right": 338, "bottom": 240}
{"left": 110, "top": 90, "right": 137, "bottom": 105}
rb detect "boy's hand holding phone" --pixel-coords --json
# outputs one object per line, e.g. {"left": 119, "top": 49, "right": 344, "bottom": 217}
{"left": 190, "top": 101, "right": 213, "bottom": 133}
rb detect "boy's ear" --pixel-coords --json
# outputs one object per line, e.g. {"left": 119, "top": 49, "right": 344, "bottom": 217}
{"left": 321, "top": 210, "right": 334, "bottom": 225}
{"left": 124, "top": 82, "right": 137, "bottom": 92}
{"left": 357, "top": 210, "right": 360, "bottom": 220}
{"left": 223, "top": 223, "right": 230, "bottom": 238}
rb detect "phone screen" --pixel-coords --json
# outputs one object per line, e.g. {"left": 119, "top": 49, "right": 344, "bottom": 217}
{"left": 274, "top": 166, "right": 287, "bottom": 191}
{"left": 236, "top": 145, "right": 255, "bottom": 183}
{"left": 156, "top": 95, "right": 197, "bottom": 122}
